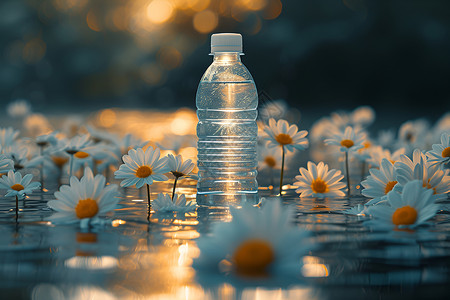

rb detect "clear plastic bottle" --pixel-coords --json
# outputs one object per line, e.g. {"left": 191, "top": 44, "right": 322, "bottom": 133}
{"left": 196, "top": 33, "right": 258, "bottom": 206}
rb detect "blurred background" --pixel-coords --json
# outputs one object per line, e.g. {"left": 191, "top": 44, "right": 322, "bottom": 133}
{"left": 0, "top": 0, "right": 449, "bottom": 128}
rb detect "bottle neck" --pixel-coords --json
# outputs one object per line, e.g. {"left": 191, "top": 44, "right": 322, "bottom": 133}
{"left": 212, "top": 52, "right": 241, "bottom": 63}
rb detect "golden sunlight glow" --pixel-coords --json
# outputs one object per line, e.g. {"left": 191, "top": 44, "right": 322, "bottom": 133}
{"left": 65, "top": 256, "right": 118, "bottom": 270}
{"left": 187, "top": 0, "right": 210, "bottom": 12}
{"left": 242, "top": 0, "right": 268, "bottom": 11}
{"left": 263, "top": 0, "right": 283, "bottom": 20}
{"left": 170, "top": 109, "right": 197, "bottom": 135}
{"left": 86, "top": 10, "right": 101, "bottom": 31}
{"left": 99, "top": 109, "right": 117, "bottom": 128}
{"left": 302, "top": 256, "right": 329, "bottom": 277}
{"left": 22, "top": 38, "right": 46, "bottom": 64}
{"left": 147, "top": 0, "right": 174, "bottom": 24}
{"left": 193, "top": 10, "right": 218, "bottom": 33}
{"left": 112, "top": 219, "right": 127, "bottom": 227}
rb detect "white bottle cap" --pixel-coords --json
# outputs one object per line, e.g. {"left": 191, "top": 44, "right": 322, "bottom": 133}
{"left": 211, "top": 33, "right": 243, "bottom": 54}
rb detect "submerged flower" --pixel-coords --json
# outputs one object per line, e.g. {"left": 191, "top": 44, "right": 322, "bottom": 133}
{"left": 324, "top": 126, "right": 366, "bottom": 152}
{"left": 114, "top": 147, "right": 169, "bottom": 188}
{"left": 0, "top": 170, "right": 40, "bottom": 199}
{"left": 47, "top": 168, "right": 119, "bottom": 227}
{"left": 361, "top": 159, "right": 398, "bottom": 202}
{"left": 294, "top": 161, "right": 346, "bottom": 198}
{"left": 263, "top": 118, "right": 308, "bottom": 152}
{"left": 167, "top": 154, "right": 195, "bottom": 178}
{"left": 194, "top": 200, "right": 312, "bottom": 276}
{"left": 152, "top": 193, "right": 196, "bottom": 213}
{"left": 426, "top": 132, "right": 450, "bottom": 167}
{"left": 366, "top": 180, "right": 439, "bottom": 229}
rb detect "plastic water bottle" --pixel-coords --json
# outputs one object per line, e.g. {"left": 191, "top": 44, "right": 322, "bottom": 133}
{"left": 196, "top": 33, "right": 258, "bottom": 206}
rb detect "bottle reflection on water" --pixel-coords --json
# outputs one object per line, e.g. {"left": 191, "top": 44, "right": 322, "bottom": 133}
{"left": 196, "top": 33, "right": 258, "bottom": 206}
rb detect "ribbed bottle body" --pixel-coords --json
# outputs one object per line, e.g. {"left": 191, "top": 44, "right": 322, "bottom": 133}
{"left": 196, "top": 62, "right": 258, "bottom": 206}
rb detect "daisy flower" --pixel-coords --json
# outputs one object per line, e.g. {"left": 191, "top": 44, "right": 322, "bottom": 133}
{"left": 262, "top": 118, "right": 308, "bottom": 195}
{"left": 194, "top": 200, "right": 312, "bottom": 277}
{"left": 376, "top": 129, "right": 396, "bottom": 150}
{"left": 152, "top": 193, "right": 196, "bottom": 213}
{"left": 259, "top": 99, "right": 288, "bottom": 121}
{"left": 64, "top": 134, "right": 93, "bottom": 154}
{"left": 24, "top": 113, "right": 52, "bottom": 137}
{"left": 115, "top": 147, "right": 169, "bottom": 188}
{"left": 115, "top": 147, "right": 169, "bottom": 209}
{"left": 0, "top": 154, "right": 14, "bottom": 174}
{"left": 263, "top": 118, "right": 309, "bottom": 153}
{"left": 324, "top": 126, "right": 366, "bottom": 153}
{"left": 64, "top": 134, "right": 94, "bottom": 177}
{"left": 258, "top": 143, "right": 283, "bottom": 171}
{"left": 324, "top": 126, "right": 366, "bottom": 196}
{"left": 47, "top": 168, "right": 119, "bottom": 228}
{"left": 361, "top": 159, "right": 399, "bottom": 204}
{"left": 426, "top": 132, "right": 450, "bottom": 167}
{"left": 167, "top": 154, "right": 195, "bottom": 199}
{"left": 395, "top": 149, "right": 450, "bottom": 200}
{"left": 350, "top": 106, "right": 375, "bottom": 128}
{"left": 0, "top": 127, "right": 20, "bottom": 149}
{"left": 36, "top": 131, "right": 59, "bottom": 148}
{"left": 395, "top": 119, "right": 430, "bottom": 155}
{"left": 366, "top": 180, "right": 439, "bottom": 230}
{"left": 293, "top": 161, "right": 346, "bottom": 198}
{"left": 366, "top": 146, "right": 405, "bottom": 168}
{"left": 0, "top": 170, "right": 40, "bottom": 199}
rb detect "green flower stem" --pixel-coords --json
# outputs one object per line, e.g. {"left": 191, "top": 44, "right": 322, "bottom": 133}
{"left": 39, "top": 145, "right": 44, "bottom": 192}
{"left": 279, "top": 146, "right": 285, "bottom": 196}
{"left": 15, "top": 195, "right": 19, "bottom": 222}
{"left": 345, "top": 151, "right": 351, "bottom": 197}
{"left": 69, "top": 154, "right": 74, "bottom": 179}
{"left": 146, "top": 183, "right": 151, "bottom": 210}
{"left": 172, "top": 176, "right": 179, "bottom": 201}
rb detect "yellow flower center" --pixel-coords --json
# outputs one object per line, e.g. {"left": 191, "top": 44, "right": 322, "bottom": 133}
{"left": 340, "top": 139, "right": 354, "bottom": 148}
{"left": 74, "top": 151, "right": 89, "bottom": 159}
{"left": 275, "top": 133, "right": 292, "bottom": 145}
{"left": 52, "top": 156, "right": 69, "bottom": 167}
{"left": 442, "top": 147, "right": 450, "bottom": 158}
{"left": 392, "top": 205, "right": 418, "bottom": 226}
{"left": 389, "top": 159, "right": 396, "bottom": 164}
{"left": 422, "top": 180, "right": 437, "bottom": 194}
{"left": 11, "top": 184, "right": 24, "bottom": 191}
{"left": 75, "top": 198, "right": 99, "bottom": 219}
{"left": 264, "top": 156, "right": 276, "bottom": 168}
{"left": 233, "top": 239, "right": 274, "bottom": 276}
{"left": 384, "top": 181, "right": 397, "bottom": 194}
{"left": 136, "top": 166, "right": 152, "bottom": 178}
{"left": 171, "top": 171, "right": 184, "bottom": 178}
{"left": 311, "top": 177, "right": 329, "bottom": 194}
